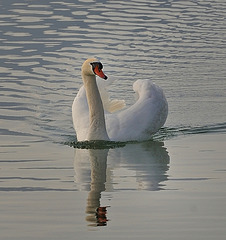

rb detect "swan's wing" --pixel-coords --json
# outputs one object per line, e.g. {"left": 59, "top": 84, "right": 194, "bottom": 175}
{"left": 106, "top": 80, "right": 168, "bottom": 141}
{"left": 97, "top": 78, "right": 126, "bottom": 113}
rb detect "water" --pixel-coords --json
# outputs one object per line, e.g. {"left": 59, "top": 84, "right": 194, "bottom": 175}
{"left": 0, "top": 0, "right": 226, "bottom": 239}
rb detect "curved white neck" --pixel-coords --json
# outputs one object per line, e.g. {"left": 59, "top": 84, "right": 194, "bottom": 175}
{"left": 82, "top": 74, "right": 109, "bottom": 141}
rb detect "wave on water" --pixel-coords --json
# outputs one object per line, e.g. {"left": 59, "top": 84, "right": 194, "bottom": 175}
{"left": 64, "top": 122, "right": 226, "bottom": 149}
{"left": 153, "top": 122, "right": 226, "bottom": 141}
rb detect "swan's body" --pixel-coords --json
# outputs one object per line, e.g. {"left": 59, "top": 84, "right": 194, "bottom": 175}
{"left": 72, "top": 58, "right": 168, "bottom": 142}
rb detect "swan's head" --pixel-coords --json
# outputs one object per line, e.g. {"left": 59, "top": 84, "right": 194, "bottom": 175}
{"left": 81, "top": 58, "right": 108, "bottom": 80}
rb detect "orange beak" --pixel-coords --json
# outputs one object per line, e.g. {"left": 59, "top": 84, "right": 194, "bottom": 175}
{"left": 93, "top": 65, "right": 108, "bottom": 80}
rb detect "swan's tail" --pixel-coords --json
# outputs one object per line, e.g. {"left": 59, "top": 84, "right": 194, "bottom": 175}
{"left": 104, "top": 99, "right": 126, "bottom": 113}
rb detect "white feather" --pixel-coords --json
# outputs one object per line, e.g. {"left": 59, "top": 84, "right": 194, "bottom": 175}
{"left": 72, "top": 78, "right": 168, "bottom": 142}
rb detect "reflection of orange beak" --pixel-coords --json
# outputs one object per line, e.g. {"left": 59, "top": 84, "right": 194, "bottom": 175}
{"left": 96, "top": 207, "right": 108, "bottom": 226}
{"left": 93, "top": 65, "right": 108, "bottom": 80}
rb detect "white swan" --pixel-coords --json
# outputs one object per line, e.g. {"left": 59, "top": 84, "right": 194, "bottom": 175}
{"left": 72, "top": 58, "right": 168, "bottom": 142}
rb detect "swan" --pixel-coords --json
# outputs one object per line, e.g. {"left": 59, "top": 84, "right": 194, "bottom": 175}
{"left": 72, "top": 58, "right": 168, "bottom": 142}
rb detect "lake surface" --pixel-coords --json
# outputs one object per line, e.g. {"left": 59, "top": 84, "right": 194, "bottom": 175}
{"left": 0, "top": 0, "right": 226, "bottom": 239}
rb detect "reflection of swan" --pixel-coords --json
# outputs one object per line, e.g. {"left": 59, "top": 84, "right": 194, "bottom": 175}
{"left": 72, "top": 58, "right": 168, "bottom": 142}
{"left": 74, "top": 141, "right": 170, "bottom": 191}
{"left": 73, "top": 141, "right": 170, "bottom": 226}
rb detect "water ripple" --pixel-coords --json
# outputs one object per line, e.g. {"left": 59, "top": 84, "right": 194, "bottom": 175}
{"left": 0, "top": 0, "right": 225, "bottom": 144}
{"left": 154, "top": 122, "right": 226, "bottom": 141}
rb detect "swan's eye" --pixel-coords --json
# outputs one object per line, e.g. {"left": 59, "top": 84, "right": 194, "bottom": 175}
{"left": 90, "top": 62, "right": 103, "bottom": 73}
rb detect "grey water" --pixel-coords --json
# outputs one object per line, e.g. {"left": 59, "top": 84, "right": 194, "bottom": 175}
{"left": 0, "top": 0, "right": 226, "bottom": 239}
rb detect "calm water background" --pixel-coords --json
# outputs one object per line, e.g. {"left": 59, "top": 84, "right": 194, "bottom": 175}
{"left": 0, "top": 0, "right": 226, "bottom": 239}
